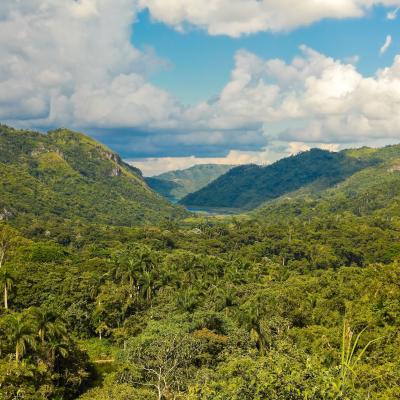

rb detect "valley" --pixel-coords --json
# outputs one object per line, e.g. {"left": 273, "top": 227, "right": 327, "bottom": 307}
{"left": 0, "top": 126, "right": 400, "bottom": 400}
{"left": 3, "top": 2, "right": 400, "bottom": 399}
{"left": 146, "top": 164, "right": 233, "bottom": 203}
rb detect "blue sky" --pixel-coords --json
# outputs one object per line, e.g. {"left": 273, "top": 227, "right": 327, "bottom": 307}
{"left": 134, "top": 6, "right": 399, "bottom": 105}
{"left": 1, "top": 1, "right": 400, "bottom": 175}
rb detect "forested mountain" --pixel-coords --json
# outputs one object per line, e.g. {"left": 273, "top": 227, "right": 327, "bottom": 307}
{"left": 0, "top": 125, "right": 186, "bottom": 228}
{"left": 145, "top": 164, "right": 233, "bottom": 202}
{"left": 180, "top": 147, "right": 385, "bottom": 210}
{"left": 255, "top": 144, "right": 400, "bottom": 221}
{"left": 1, "top": 128, "right": 400, "bottom": 400}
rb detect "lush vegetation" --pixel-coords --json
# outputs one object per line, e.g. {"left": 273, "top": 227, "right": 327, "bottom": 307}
{"left": 146, "top": 164, "right": 233, "bottom": 203}
{"left": 180, "top": 147, "right": 387, "bottom": 210}
{"left": 0, "top": 125, "right": 187, "bottom": 229}
{"left": 1, "top": 126, "right": 400, "bottom": 399}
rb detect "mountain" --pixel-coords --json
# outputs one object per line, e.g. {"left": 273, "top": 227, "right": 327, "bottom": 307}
{"left": 256, "top": 144, "right": 400, "bottom": 220}
{"left": 0, "top": 125, "right": 187, "bottom": 227}
{"left": 3, "top": 130, "right": 400, "bottom": 399}
{"left": 180, "top": 148, "right": 383, "bottom": 211}
{"left": 145, "top": 164, "right": 233, "bottom": 202}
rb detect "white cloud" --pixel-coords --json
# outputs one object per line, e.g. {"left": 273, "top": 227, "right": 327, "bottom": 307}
{"left": 287, "top": 142, "right": 340, "bottom": 155}
{"left": 133, "top": 141, "right": 343, "bottom": 175}
{"left": 140, "top": 0, "right": 400, "bottom": 37}
{"left": 1, "top": 0, "right": 400, "bottom": 175}
{"left": 0, "top": 0, "right": 180, "bottom": 129}
{"left": 318, "top": 143, "right": 341, "bottom": 152}
{"left": 71, "top": 0, "right": 99, "bottom": 18}
{"left": 380, "top": 35, "right": 393, "bottom": 54}
{"left": 129, "top": 148, "right": 272, "bottom": 176}
{"left": 180, "top": 45, "right": 400, "bottom": 151}
{"left": 387, "top": 6, "right": 399, "bottom": 19}
{"left": 133, "top": 139, "right": 346, "bottom": 175}
{"left": 343, "top": 55, "right": 360, "bottom": 65}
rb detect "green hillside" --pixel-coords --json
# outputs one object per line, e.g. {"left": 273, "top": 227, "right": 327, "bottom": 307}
{"left": 0, "top": 125, "right": 187, "bottom": 227}
{"left": 255, "top": 144, "right": 400, "bottom": 221}
{"left": 146, "top": 164, "right": 233, "bottom": 202}
{"left": 2, "top": 138, "right": 400, "bottom": 399}
{"left": 180, "top": 148, "right": 384, "bottom": 210}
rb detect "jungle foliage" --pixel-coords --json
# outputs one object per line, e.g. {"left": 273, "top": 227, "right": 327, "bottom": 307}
{"left": 1, "top": 127, "right": 400, "bottom": 399}
{"left": 0, "top": 125, "right": 187, "bottom": 228}
{"left": 180, "top": 145, "right": 399, "bottom": 211}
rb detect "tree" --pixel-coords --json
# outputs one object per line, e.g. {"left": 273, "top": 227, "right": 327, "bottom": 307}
{"left": 0, "top": 269, "right": 13, "bottom": 309}
{"left": 187, "top": 350, "right": 328, "bottom": 400}
{"left": 29, "top": 307, "right": 67, "bottom": 344}
{"left": 46, "top": 335, "right": 69, "bottom": 368}
{"left": 125, "top": 258, "right": 139, "bottom": 298}
{"left": 0, "top": 224, "right": 19, "bottom": 270}
{"left": 5, "top": 313, "right": 36, "bottom": 362}
{"left": 114, "top": 257, "right": 139, "bottom": 299}
{"left": 139, "top": 270, "right": 156, "bottom": 304}
{"left": 123, "top": 321, "right": 201, "bottom": 400}
{"left": 113, "top": 246, "right": 156, "bottom": 298}
{"left": 239, "top": 295, "right": 267, "bottom": 355}
{"left": 95, "top": 321, "right": 110, "bottom": 340}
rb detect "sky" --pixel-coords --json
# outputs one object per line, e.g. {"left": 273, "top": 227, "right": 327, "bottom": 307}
{"left": 1, "top": 1, "right": 400, "bottom": 175}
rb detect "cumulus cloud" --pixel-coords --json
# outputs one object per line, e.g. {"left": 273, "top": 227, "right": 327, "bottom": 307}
{"left": 287, "top": 142, "right": 340, "bottom": 156}
{"left": 182, "top": 45, "right": 400, "bottom": 151}
{"left": 133, "top": 141, "right": 343, "bottom": 175}
{"left": 1, "top": 0, "right": 400, "bottom": 174}
{"left": 343, "top": 55, "right": 360, "bottom": 65}
{"left": 0, "top": 0, "right": 180, "bottom": 129}
{"left": 380, "top": 35, "right": 393, "bottom": 54}
{"left": 139, "top": 0, "right": 400, "bottom": 37}
{"left": 130, "top": 148, "right": 272, "bottom": 176}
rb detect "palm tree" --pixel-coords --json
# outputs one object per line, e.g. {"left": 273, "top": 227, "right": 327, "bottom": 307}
{"left": 6, "top": 313, "right": 36, "bottom": 362}
{"left": 0, "top": 269, "right": 13, "bottom": 309}
{"left": 95, "top": 321, "right": 109, "bottom": 340}
{"left": 176, "top": 287, "right": 199, "bottom": 313}
{"left": 47, "top": 336, "right": 69, "bottom": 368}
{"left": 239, "top": 298, "right": 266, "bottom": 355}
{"left": 139, "top": 270, "right": 156, "bottom": 304}
{"left": 116, "top": 247, "right": 157, "bottom": 299}
{"left": 124, "top": 258, "right": 139, "bottom": 297}
{"left": 29, "top": 307, "right": 67, "bottom": 344}
{"left": 213, "top": 285, "right": 236, "bottom": 312}
{"left": 135, "top": 246, "right": 156, "bottom": 273}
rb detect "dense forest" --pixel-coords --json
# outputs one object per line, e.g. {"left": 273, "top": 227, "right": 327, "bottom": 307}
{"left": 1, "top": 126, "right": 400, "bottom": 399}
{"left": 0, "top": 125, "right": 186, "bottom": 228}
{"left": 180, "top": 147, "right": 395, "bottom": 210}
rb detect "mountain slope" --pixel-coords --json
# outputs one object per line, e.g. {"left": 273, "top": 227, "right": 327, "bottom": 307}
{"left": 146, "top": 164, "right": 233, "bottom": 202}
{"left": 0, "top": 125, "right": 187, "bottom": 226}
{"left": 255, "top": 144, "right": 400, "bottom": 221}
{"left": 180, "top": 148, "right": 380, "bottom": 210}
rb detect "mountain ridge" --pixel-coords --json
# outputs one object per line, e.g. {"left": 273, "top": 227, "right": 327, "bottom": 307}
{"left": 180, "top": 147, "right": 389, "bottom": 210}
{"left": 146, "top": 163, "right": 233, "bottom": 202}
{"left": 255, "top": 143, "right": 400, "bottom": 221}
{"left": 0, "top": 125, "right": 187, "bottom": 227}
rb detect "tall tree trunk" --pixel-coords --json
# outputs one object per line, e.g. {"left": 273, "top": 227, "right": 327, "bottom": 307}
{"left": 0, "top": 250, "right": 4, "bottom": 269}
{"left": 4, "top": 285, "right": 8, "bottom": 309}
